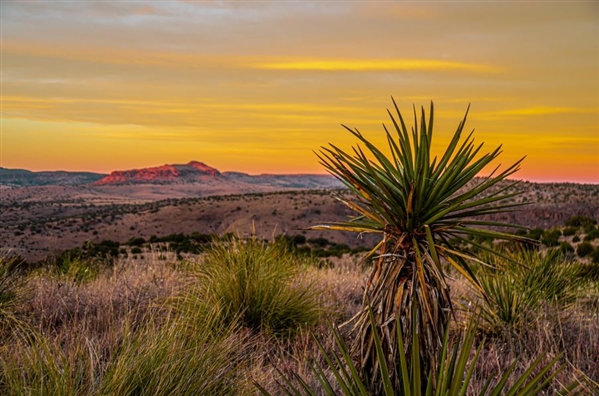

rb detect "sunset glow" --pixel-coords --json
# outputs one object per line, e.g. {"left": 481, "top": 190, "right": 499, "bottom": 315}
{"left": 1, "top": 1, "right": 598, "bottom": 182}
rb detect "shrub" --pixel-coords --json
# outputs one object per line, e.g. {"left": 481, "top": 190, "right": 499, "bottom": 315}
{"left": 307, "top": 237, "right": 329, "bottom": 247}
{"left": 559, "top": 242, "right": 574, "bottom": 255}
{"left": 541, "top": 229, "right": 561, "bottom": 247}
{"left": 562, "top": 227, "right": 578, "bottom": 236}
{"left": 590, "top": 247, "right": 599, "bottom": 264}
{"left": 577, "top": 242, "right": 594, "bottom": 258}
{"left": 565, "top": 215, "right": 596, "bottom": 228}
{"left": 583, "top": 228, "right": 599, "bottom": 242}
{"left": 573, "top": 235, "right": 581, "bottom": 243}
{"left": 527, "top": 228, "right": 545, "bottom": 241}
{"left": 188, "top": 238, "right": 322, "bottom": 337}
{"left": 131, "top": 247, "right": 143, "bottom": 254}
{"left": 126, "top": 237, "right": 146, "bottom": 246}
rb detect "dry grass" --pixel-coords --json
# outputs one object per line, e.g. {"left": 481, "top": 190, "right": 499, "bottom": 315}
{"left": 1, "top": 251, "right": 597, "bottom": 394}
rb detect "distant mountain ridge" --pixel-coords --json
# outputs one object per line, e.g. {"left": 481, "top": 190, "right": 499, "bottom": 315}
{"left": 93, "top": 161, "right": 221, "bottom": 185}
{"left": 0, "top": 167, "right": 105, "bottom": 187}
{"left": 0, "top": 161, "right": 343, "bottom": 190}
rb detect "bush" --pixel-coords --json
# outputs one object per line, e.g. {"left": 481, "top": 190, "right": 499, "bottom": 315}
{"left": 573, "top": 235, "right": 581, "bottom": 243}
{"left": 583, "top": 228, "right": 599, "bottom": 242}
{"left": 565, "top": 215, "right": 596, "bottom": 228}
{"left": 126, "top": 237, "right": 146, "bottom": 246}
{"left": 307, "top": 237, "right": 329, "bottom": 247}
{"left": 562, "top": 227, "right": 578, "bottom": 236}
{"left": 559, "top": 242, "right": 574, "bottom": 255}
{"left": 189, "top": 238, "right": 322, "bottom": 337}
{"left": 541, "top": 229, "right": 561, "bottom": 247}
{"left": 590, "top": 247, "right": 599, "bottom": 264}
{"left": 527, "top": 228, "right": 545, "bottom": 241}
{"left": 577, "top": 242, "right": 594, "bottom": 258}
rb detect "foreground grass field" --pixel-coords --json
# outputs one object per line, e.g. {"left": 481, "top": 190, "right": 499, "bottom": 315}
{"left": 0, "top": 239, "right": 597, "bottom": 394}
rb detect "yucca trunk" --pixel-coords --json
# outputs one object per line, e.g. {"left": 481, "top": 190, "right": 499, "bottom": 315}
{"left": 352, "top": 238, "right": 451, "bottom": 393}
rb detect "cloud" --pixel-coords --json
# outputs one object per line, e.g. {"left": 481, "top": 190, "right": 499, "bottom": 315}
{"left": 475, "top": 106, "right": 598, "bottom": 120}
{"left": 252, "top": 59, "right": 501, "bottom": 73}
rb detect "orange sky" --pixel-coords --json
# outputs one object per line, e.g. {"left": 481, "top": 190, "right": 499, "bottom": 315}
{"left": 1, "top": 1, "right": 598, "bottom": 183}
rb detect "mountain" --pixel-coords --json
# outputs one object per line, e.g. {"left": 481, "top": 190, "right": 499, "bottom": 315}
{"left": 0, "top": 167, "right": 105, "bottom": 187}
{"left": 223, "top": 172, "right": 342, "bottom": 189}
{"left": 92, "top": 161, "right": 342, "bottom": 189}
{"left": 93, "top": 161, "right": 221, "bottom": 185}
{"left": 0, "top": 161, "right": 343, "bottom": 190}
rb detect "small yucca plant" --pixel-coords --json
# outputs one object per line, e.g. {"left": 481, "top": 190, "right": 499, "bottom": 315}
{"left": 474, "top": 248, "right": 584, "bottom": 335}
{"left": 312, "top": 99, "right": 525, "bottom": 392}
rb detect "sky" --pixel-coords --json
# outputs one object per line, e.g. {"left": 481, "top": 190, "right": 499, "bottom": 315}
{"left": 1, "top": 1, "right": 598, "bottom": 183}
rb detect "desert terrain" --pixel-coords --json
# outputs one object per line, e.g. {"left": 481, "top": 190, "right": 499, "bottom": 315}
{"left": 2, "top": 178, "right": 599, "bottom": 263}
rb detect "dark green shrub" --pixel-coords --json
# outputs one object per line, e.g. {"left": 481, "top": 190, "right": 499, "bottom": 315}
{"left": 573, "top": 235, "right": 581, "bottom": 243}
{"left": 126, "top": 237, "right": 146, "bottom": 246}
{"left": 576, "top": 241, "right": 594, "bottom": 257}
{"left": 583, "top": 228, "right": 599, "bottom": 242}
{"left": 527, "top": 228, "right": 544, "bottom": 241}
{"left": 307, "top": 237, "right": 329, "bottom": 247}
{"left": 541, "top": 229, "right": 561, "bottom": 247}
{"left": 590, "top": 247, "right": 599, "bottom": 264}
{"left": 559, "top": 242, "right": 574, "bottom": 255}
{"left": 565, "top": 215, "right": 596, "bottom": 228}
{"left": 562, "top": 227, "right": 578, "bottom": 236}
{"left": 291, "top": 234, "right": 307, "bottom": 245}
{"left": 131, "top": 247, "right": 143, "bottom": 254}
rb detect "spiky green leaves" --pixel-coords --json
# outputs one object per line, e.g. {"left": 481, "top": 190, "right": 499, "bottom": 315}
{"left": 313, "top": 98, "right": 526, "bottom": 282}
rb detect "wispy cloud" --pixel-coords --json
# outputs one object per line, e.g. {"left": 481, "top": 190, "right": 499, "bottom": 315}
{"left": 475, "top": 106, "right": 598, "bottom": 120}
{"left": 252, "top": 59, "right": 501, "bottom": 73}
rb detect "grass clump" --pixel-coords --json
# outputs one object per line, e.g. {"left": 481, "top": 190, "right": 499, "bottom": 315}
{"left": 474, "top": 249, "right": 584, "bottom": 335}
{"left": 100, "top": 311, "right": 252, "bottom": 396}
{"left": 0, "top": 255, "right": 26, "bottom": 335}
{"left": 188, "top": 237, "right": 323, "bottom": 337}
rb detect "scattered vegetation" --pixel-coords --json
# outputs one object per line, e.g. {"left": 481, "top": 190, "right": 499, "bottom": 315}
{"left": 1, "top": 104, "right": 598, "bottom": 394}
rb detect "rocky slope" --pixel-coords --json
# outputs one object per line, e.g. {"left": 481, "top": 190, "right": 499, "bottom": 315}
{"left": 93, "top": 161, "right": 221, "bottom": 185}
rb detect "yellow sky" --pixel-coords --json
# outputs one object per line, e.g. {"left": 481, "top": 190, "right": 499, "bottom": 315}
{"left": 1, "top": 1, "right": 598, "bottom": 182}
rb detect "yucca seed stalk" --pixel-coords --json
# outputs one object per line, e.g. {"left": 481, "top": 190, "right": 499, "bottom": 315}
{"left": 313, "top": 98, "right": 525, "bottom": 393}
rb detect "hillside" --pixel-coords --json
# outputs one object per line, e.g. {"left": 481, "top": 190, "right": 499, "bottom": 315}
{"left": 2, "top": 180, "right": 599, "bottom": 262}
{"left": 0, "top": 167, "right": 105, "bottom": 186}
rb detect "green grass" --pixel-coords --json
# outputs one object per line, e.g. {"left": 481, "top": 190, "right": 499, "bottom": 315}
{"left": 473, "top": 248, "right": 585, "bottom": 335}
{"left": 183, "top": 237, "right": 323, "bottom": 337}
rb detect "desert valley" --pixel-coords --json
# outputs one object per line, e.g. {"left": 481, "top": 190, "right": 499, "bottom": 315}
{"left": 2, "top": 161, "right": 599, "bottom": 264}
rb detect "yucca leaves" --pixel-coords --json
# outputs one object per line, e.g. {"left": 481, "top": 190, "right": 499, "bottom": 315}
{"left": 260, "top": 309, "right": 568, "bottom": 396}
{"left": 311, "top": 99, "right": 527, "bottom": 393}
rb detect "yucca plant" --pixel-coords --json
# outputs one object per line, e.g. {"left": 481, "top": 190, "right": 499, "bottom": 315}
{"left": 312, "top": 99, "right": 525, "bottom": 392}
